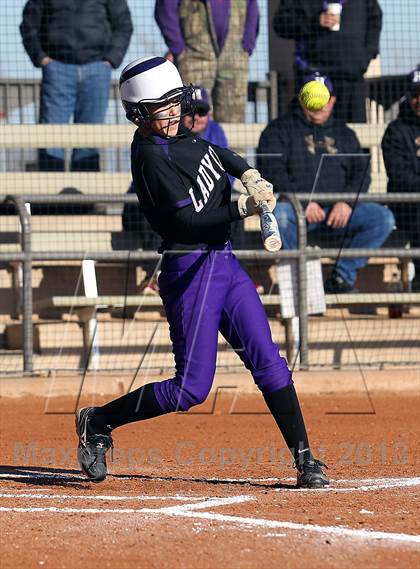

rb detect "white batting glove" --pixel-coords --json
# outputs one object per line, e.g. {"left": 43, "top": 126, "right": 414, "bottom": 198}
{"left": 240, "top": 169, "right": 276, "bottom": 212}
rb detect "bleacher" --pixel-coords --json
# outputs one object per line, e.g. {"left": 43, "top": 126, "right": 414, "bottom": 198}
{"left": 1, "top": 120, "right": 419, "bottom": 373}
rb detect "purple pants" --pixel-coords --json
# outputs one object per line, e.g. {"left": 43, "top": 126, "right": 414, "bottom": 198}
{"left": 154, "top": 243, "right": 292, "bottom": 412}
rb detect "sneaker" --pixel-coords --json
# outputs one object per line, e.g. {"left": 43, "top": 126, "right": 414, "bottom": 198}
{"left": 75, "top": 407, "right": 113, "bottom": 482}
{"left": 324, "top": 272, "right": 356, "bottom": 294}
{"left": 296, "top": 459, "right": 329, "bottom": 489}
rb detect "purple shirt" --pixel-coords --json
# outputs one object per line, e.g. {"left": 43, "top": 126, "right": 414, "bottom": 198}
{"left": 202, "top": 118, "right": 229, "bottom": 148}
{"left": 155, "top": 0, "right": 259, "bottom": 56}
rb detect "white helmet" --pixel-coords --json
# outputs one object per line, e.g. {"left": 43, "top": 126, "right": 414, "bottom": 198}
{"left": 120, "top": 56, "right": 195, "bottom": 125}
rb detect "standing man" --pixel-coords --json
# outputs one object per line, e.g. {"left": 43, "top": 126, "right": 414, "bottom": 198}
{"left": 382, "top": 66, "right": 420, "bottom": 291}
{"left": 257, "top": 74, "right": 394, "bottom": 293}
{"left": 155, "top": 0, "right": 259, "bottom": 123}
{"left": 20, "top": 0, "right": 133, "bottom": 171}
{"left": 273, "top": 0, "right": 382, "bottom": 122}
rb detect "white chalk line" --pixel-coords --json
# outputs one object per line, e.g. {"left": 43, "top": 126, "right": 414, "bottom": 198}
{"left": 1, "top": 495, "right": 419, "bottom": 546}
{"left": 148, "top": 495, "right": 253, "bottom": 513}
{"left": 275, "top": 477, "right": 420, "bottom": 493}
{"left": 0, "top": 492, "right": 211, "bottom": 502}
{"left": 0, "top": 495, "right": 252, "bottom": 517}
{"left": 151, "top": 509, "right": 420, "bottom": 545}
{"left": 0, "top": 506, "right": 152, "bottom": 514}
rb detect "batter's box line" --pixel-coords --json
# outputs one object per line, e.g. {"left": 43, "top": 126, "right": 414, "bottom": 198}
{"left": 0, "top": 492, "right": 220, "bottom": 502}
{"left": 1, "top": 496, "right": 419, "bottom": 546}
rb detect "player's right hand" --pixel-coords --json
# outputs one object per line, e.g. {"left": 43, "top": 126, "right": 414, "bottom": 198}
{"left": 240, "top": 169, "right": 276, "bottom": 212}
{"left": 237, "top": 194, "right": 263, "bottom": 217}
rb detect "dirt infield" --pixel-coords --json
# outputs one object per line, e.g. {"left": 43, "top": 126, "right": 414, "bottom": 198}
{"left": 0, "top": 376, "right": 419, "bottom": 569}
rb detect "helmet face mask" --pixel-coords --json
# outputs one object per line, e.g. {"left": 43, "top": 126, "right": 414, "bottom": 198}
{"left": 120, "top": 56, "right": 196, "bottom": 137}
{"left": 123, "top": 85, "right": 196, "bottom": 124}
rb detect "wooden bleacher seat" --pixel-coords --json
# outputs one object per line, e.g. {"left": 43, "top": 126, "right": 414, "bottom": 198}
{"left": 2, "top": 121, "right": 418, "bottom": 370}
{"left": 33, "top": 292, "right": 420, "bottom": 366}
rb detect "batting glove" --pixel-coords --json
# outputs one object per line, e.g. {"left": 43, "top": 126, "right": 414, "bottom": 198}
{"left": 237, "top": 194, "right": 263, "bottom": 218}
{"left": 240, "top": 169, "right": 276, "bottom": 212}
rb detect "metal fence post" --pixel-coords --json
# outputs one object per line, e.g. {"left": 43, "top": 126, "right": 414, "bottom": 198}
{"left": 282, "top": 194, "right": 309, "bottom": 369}
{"left": 4, "top": 195, "right": 33, "bottom": 373}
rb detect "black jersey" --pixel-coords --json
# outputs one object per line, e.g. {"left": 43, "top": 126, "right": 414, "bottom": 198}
{"left": 131, "top": 127, "right": 249, "bottom": 251}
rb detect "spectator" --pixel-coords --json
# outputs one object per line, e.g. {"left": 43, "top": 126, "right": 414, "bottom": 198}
{"left": 20, "top": 0, "right": 133, "bottom": 172}
{"left": 123, "top": 85, "right": 231, "bottom": 294}
{"left": 257, "top": 73, "right": 394, "bottom": 294}
{"left": 382, "top": 66, "right": 420, "bottom": 292}
{"left": 273, "top": 0, "right": 382, "bottom": 123}
{"left": 182, "top": 86, "right": 229, "bottom": 147}
{"left": 155, "top": 0, "right": 259, "bottom": 123}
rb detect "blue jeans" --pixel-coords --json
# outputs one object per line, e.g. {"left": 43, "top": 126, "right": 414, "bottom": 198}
{"left": 273, "top": 202, "right": 395, "bottom": 285}
{"left": 39, "top": 60, "right": 112, "bottom": 169}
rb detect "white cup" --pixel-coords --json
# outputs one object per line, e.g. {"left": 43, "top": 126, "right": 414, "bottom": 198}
{"left": 327, "top": 2, "right": 342, "bottom": 31}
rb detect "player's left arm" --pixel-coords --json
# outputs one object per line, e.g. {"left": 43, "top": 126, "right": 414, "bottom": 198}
{"left": 211, "top": 145, "right": 276, "bottom": 211}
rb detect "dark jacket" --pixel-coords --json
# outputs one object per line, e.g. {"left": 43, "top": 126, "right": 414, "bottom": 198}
{"left": 257, "top": 101, "right": 370, "bottom": 197}
{"left": 381, "top": 98, "right": 420, "bottom": 194}
{"left": 20, "top": 0, "right": 133, "bottom": 68}
{"left": 273, "top": 0, "right": 382, "bottom": 80}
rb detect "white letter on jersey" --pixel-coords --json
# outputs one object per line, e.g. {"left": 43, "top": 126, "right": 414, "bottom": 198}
{"left": 189, "top": 187, "right": 204, "bottom": 212}
{"left": 198, "top": 165, "right": 214, "bottom": 199}
{"left": 201, "top": 153, "right": 221, "bottom": 180}
{"left": 197, "top": 175, "right": 210, "bottom": 202}
{"left": 208, "top": 146, "right": 224, "bottom": 170}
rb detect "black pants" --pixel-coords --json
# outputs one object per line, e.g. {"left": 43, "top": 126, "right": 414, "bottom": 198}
{"left": 38, "top": 150, "right": 100, "bottom": 172}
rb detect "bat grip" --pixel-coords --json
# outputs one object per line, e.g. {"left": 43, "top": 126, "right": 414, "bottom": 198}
{"left": 260, "top": 201, "right": 270, "bottom": 214}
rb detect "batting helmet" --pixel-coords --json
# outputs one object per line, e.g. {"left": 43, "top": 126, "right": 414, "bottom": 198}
{"left": 119, "top": 56, "right": 195, "bottom": 127}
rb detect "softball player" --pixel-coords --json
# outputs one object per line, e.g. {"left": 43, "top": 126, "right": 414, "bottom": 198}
{"left": 76, "top": 56, "right": 328, "bottom": 488}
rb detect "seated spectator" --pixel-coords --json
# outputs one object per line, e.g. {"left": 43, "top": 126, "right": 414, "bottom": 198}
{"left": 182, "top": 85, "right": 234, "bottom": 185}
{"left": 182, "top": 86, "right": 229, "bottom": 147}
{"left": 257, "top": 73, "right": 394, "bottom": 294}
{"left": 381, "top": 66, "right": 420, "bottom": 291}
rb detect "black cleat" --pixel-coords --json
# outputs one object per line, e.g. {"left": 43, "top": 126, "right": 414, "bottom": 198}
{"left": 324, "top": 272, "right": 356, "bottom": 294}
{"left": 296, "top": 459, "right": 329, "bottom": 489}
{"left": 75, "top": 407, "right": 113, "bottom": 482}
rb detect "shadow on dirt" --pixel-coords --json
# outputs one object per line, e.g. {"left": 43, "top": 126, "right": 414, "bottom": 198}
{"left": 0, "top": 465, "right": 298, "bottom": 490}
{"left": 0, "top": 465, "right": 89, "bottom": 488}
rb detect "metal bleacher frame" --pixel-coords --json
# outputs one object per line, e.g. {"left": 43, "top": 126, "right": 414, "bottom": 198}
{"left": 1, "top": 123, "right": 420, "bottom": 374}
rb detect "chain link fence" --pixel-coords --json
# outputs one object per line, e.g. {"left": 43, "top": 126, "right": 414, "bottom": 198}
{"left": 0, "top": 0, "right": 419, "bottom": 375}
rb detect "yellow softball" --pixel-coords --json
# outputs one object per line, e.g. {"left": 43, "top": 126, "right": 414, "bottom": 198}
{"left": 299, "top": 81, "right": 330, "bottom": 111}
